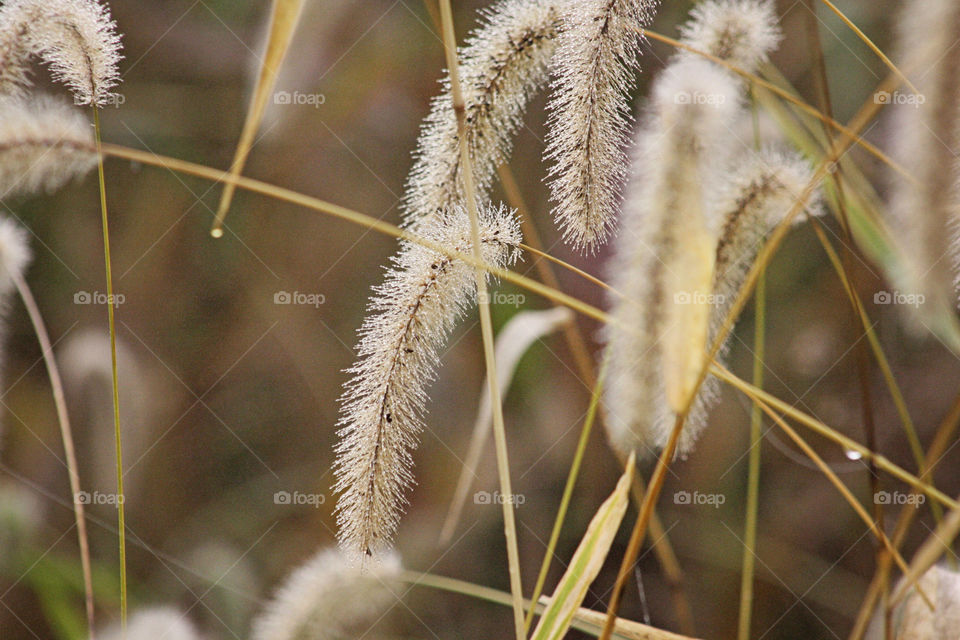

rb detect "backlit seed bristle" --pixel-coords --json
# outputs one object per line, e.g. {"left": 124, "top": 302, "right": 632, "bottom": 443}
{"left": 250, "top": 548, "right": 402, "bottom": 640}
{"left": 0, "top": 97, "right": 97, "bottom": 198}
{"left": 678, "top": 0, "right": 782, "bottom": 72}
{"left": 603, "top": 58, "right": 742, "bottom": 458}
{"left": 403, "top": 0, "right": 560, "bottom": 230}
{"left": 0, "top": 0, "right": 122, "bottom": 106}
{"left": 545, "top": 0, "right": 659, "bottom": 252}
{"left": 333, "top": 203, "right": 521, "bottom": 560}
{"left": 886, "top": 0, "right": 960, "bottom": 326}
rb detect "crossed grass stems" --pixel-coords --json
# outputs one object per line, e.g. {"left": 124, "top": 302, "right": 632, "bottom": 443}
{"left": 50, "top": 2, "right": 960, "bottom": 639}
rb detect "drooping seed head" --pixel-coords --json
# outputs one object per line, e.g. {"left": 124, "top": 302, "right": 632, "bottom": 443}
{"left": 334, "top": 203, "right": 521, "bottom": 560}
{"left": 0, "top": 0, "right": 123, "bottom": 106}
{"left": 0, "top": 96, "right": 97, "bottom": 199}
{"left": 545, "top": 0, "right": 660, "bottom": 252}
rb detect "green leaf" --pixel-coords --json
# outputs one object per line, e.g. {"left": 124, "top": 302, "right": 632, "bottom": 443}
{"left": 531, "top": 452, "right": 635, "bottom": 640}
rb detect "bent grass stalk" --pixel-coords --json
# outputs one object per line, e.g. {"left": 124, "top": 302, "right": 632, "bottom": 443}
{"left": 212, "top": 0, "right": 304, "bottom": 237}
{"left": 710, "top": 363, "right": 959, "bottom": 511}
{"left": 809, "top": 219, "right": 939, "bottom": 522}
{"left": 436, "top": 2, "right": 524, "bottom": 637}
{"left": 8, "top": 269, "right": 95, "bottom": 637}
{"left": 745, "top": 386, "right": 932, "bottom": 608}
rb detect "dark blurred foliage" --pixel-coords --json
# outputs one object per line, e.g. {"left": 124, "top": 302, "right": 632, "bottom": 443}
{"left": 1, "top": 1, "right": 958, "bottom": 639}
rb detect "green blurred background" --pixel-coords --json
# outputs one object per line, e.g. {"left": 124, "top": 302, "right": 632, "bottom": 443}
{"left": 1, "top": 1, "right": 958, "bottom": 638}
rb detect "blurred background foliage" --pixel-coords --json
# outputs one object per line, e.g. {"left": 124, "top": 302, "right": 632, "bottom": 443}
{"left": 1, "top": 1, "right": 958, "bottom": 638}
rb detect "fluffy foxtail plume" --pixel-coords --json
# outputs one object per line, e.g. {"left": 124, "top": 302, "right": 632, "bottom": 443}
{"left": 603, "top": 58, "right": 742, "bottom": 458}
{"left": 886, "top": 0, "right": 960, "bottom": 329}
{"left": 251, "top": 548, "right": 401, "bottom": 640}
{"left": 403, "top": 0, "right": 560, "bottom": 229}
{"left": 96, "top": 607, "right": 201, "bottom": 640}
{"left": 0, "top": 0, "right": 122, "bottom": 106}
{"left": 866, "top": 565, "right": 960, "bottom": 639}
{"left": 334, "top": 204, "right": 521, "bottom": 560}
{"left": 0, "top": 97, "right": 97, "bottom": 198}
{"left": 678, "top": 0, "right": 781, "bottom": 71}
{"left": 545, "top": 0, "right": 659, "bottom": 251}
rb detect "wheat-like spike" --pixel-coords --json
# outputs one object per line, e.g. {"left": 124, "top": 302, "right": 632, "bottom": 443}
{"left": 678, "top": 0, "right": 781, "bottom": 72}
{"left": 603, "top": 58, "right": 742, "bottom": 458}
{"left": 0, "top": 96, "right": 97, "bottom": 198}
{"left": 866, "top": 565, "right": 960, "bottom": 639}
{"left": 251, "top": 548, "right": 402, "bottom": 640}
{"left": 334, "top": 203, "right": 521, "bottom": 561}
{"left": 886, "top": 0, "right": 960, "bottom": 325}
{"left": 403, "top": 0, "right": 560, "bottom": 230}
{"left": 0, "top": 0, "right": 122, "bottom": 106}
{"left": 544, "top": 0, "right": 659, "bottom": 252}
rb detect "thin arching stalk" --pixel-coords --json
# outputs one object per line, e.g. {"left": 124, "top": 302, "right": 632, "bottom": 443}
{"left": 809, "top": 220, "right": 939, "bottom": 521}
{"left": 436, "top": 2, "right": 524, "bottom": 637}
{"left": 93, "top": 106, "right": 126, "bottom": 629}
{"left": 750, "top": 391, "right": 930, "bottom": 608}
{"left": 9, "top": 270, "right": 95, "bottom": 637}
{"left": 398, "top": 570, "right": 699, "bottom": 640}
{"left": 711, "top": 364, "right": 959, "bottom": 511}
{"left": 95, "top": 143, "right": 608, "bottom": 324}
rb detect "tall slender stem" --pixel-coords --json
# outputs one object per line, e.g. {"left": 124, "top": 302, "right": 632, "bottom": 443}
{"left": 737, "top": 270, "right": 765, "bottom": 640}
{"left": 93, "top": 106, "right": 126, "bottom": 630}
{"left": 435, "top": 3, "right": 525, "bottom": 638}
